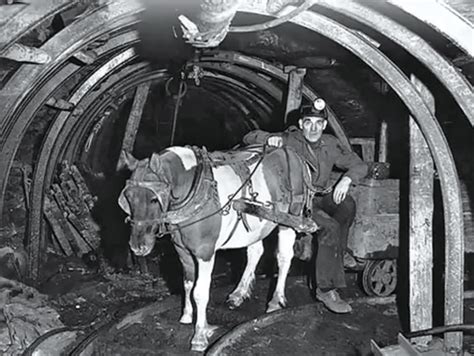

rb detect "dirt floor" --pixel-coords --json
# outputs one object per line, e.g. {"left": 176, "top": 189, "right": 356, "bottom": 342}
{"left": 32, "top": 251, "right": 474, "bottom": 355}
{"left": 37, "top": 252, "right": 401, "bottom": 355}
{"left": 93, "top": 276, "right": 400, "bottom": 356}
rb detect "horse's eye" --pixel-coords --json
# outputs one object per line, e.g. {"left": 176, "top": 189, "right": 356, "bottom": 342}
{"left": 151, "top": 197, "right": 160, "bottom": 204}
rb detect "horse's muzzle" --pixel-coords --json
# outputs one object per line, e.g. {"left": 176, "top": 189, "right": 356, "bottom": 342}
{"left": 129, "top": 231, "right": 156, "bottom": 256}
{"left": 130, "top": 244, "right": 152, "bottom": 256}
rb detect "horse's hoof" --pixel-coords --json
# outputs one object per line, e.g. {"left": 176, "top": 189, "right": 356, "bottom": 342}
{"left": 266, "top": 304, "right": 281, "bottom": 313}
{"left": 226, "top": 297, "right": 242, "bottom": 310}
{"left": 266, "top": 300, "right": 286, "bottom": 313}
{"left": 191, "top": 342, "right": 207, "bottom": 353}
{"left": 179, "top": 314, "right": 192, "bottom": 324}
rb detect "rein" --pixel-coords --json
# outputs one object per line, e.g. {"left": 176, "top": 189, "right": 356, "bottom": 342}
{"left": 126, "top": 145, "right": 269, "bottom": 237}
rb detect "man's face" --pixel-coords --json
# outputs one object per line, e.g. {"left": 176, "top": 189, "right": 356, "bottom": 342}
{"left": 298, "top": 116, "right": 327, "bottom": 143}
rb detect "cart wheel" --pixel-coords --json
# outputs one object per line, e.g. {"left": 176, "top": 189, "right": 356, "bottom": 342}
{"left": 361, "top": 259, "right": 397, "bottom": 297}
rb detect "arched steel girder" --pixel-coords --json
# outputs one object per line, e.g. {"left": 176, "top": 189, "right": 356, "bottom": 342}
{"left": 0, "top": 28, "right": 141, "bottom": 220}
{"left": 387, "top": 0, "right": 474, "bottom": 57}
{"left": 29, "top": 59, "right": 285, "bottom": 226}
{"left": 314, "top": 0, "right": 474, "bottom": 126}
{"left": 27, "top": 47, "right": 140, "bottom": 277}
{"left": 64, "top": 63, "right": 151, "bottom": 162}
{"left": 0, "top": 5, "right": 350, "bottom": 224}
{"left": 199, "top": 75, "right": 276, "bottom": 123}
{"left": 26, "top": 47, "right": 316, "bottom": 279}
{"left": 0, "top": 1, "right": 466, "bottom": 350}
{"left": 201, "top": 51, "right": 351, "bottom": 148}
{"left": 0, "top": 2, "right": 141, "bottom": 135}
{"left": 0, "top": 0, "right": 76, "bottom": 53}
{"left": 238, "top": 2, "right": 464, "bottom": 350}
{"left": 0, "top": 3, "right": 143, "bottom": 220}
{"left": 200, "top": 80, "right": 270, "bottom": 126}
{"left": 202, "top": 78, "right": 273, "bottom": 125}
{"left": 67, "top": 70, "right": 276, "bottom": 162}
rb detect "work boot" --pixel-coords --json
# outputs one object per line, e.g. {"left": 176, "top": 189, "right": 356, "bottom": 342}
{"left": 343, "top": 251, "right": 357, "bottom": 269}
{"left": 316, "top": 288, "right": 352, "bottom": 314}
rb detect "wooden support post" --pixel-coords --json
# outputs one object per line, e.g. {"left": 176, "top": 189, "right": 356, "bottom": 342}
{"left": 284, "top": 67, "right": 306, "bottom": 125}
{"left": 117, "top": 82, "right": 151, "bottom": 269}
{"left": 409, "top": 75, "right": 434, "bottom": 347}
{"left": 116, "top": 82, "right": 151, "bottom": 170}
{"left": 378, "top": 120, "right": 388, "bottom": 163}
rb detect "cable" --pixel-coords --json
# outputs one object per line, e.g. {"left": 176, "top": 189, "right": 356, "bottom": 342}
{"left": 170, "top": 79, "right": 187, "bottom": 146}
{"left": 228, "top": 0, "right": 316, "bottom": 33}
{"left": 404, "top": 324, "right": 474, "bottom": 338}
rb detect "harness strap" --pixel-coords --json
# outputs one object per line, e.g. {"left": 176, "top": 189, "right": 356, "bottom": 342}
{"left": 220, "top": 214, "right": 242, "bottom": 248}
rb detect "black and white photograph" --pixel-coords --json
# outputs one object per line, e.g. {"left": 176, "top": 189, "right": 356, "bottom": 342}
{"left": 0, "top": 0, "right": 473, "bottom": 354}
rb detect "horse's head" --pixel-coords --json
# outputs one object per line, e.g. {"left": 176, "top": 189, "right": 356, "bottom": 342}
{"left": 118, "top": 151, "right": 171, "bottom": 256}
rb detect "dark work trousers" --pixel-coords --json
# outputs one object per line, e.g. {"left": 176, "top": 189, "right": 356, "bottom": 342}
{"left": 311, "top": 193, "right": 356, "bottom": 289}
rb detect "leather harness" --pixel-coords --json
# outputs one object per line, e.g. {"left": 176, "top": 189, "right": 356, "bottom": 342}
{"left": 119, "top": 145, "right": 317, "bottom": 238}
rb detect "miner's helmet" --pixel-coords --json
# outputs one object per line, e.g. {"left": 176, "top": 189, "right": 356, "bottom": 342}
{"left": 299, "top": 98, "right": 328, "bottom": 120}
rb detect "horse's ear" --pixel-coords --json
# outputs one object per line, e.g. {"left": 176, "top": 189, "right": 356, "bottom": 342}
{"left": 149, "top": 152, "right": 161, "bottom": 174}
{"left": 117, "top": 150, "right": 139, "bottom": 171}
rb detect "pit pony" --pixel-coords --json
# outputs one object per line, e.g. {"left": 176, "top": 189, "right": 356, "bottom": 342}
{"left": 118, "top": 145, "right": 316, "bottom": 351}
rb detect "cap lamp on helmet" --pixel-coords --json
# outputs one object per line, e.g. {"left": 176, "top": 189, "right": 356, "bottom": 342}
{"left": 299, "top": 98, "right": 328, "bottom": 120}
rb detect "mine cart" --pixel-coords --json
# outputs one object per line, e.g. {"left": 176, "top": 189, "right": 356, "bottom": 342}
{"left": 346, "top": 140, "right": 473, "bottom": 298}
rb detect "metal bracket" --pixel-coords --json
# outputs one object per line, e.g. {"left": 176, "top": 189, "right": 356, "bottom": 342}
{"left": 371, "top": 334, "right": 445, "bottom": 356}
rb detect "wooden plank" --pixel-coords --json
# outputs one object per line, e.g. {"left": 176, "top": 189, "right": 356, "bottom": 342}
{"left": 69, "top": 165, "right": 96, "bottom": 210}
{"left": 43, "top": 195, "right": 74, "bottom": 257}
{"left": 409, "top": 75, "right": 434, "bottom": 346}
{"left": 51, "top": 184, "right": 91, "bottom": 257}
{"left": 350, "top": 137, "right": 375, "bottom": 161}
{"left": 232, "top": 199, "right": 318, "bottom": 233}
{"left": 284, "top": 67, "right": 306, "bottom": 124}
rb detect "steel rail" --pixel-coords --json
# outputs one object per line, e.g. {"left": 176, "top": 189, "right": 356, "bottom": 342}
{"left": 314, "top": 0, "right": 474, "bottom": 126}
{"left": 238, "top": 2, "right": 464, "bottom": 350}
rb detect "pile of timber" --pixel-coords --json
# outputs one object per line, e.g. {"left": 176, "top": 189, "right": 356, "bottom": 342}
{"left": 43, "top": 162, "right": 100, "bottom": 257}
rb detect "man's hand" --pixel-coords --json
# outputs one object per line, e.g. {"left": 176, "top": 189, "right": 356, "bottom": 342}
{"left": 267, "top": 135, "right": 283, "bottom": 147}
{"left": 266, "top": 135, "right": 283, "bottom": 147}
{"left": 333, "top": 176, "right": 352, "bottom": 204}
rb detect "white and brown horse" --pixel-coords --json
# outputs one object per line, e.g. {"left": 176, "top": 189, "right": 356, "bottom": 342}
{"left": 118, "top": 145, "right": 316, "bottom": 351}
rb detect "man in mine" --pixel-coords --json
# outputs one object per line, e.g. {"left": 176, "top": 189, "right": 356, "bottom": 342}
{"left": 243, "top": 98, "right": 368, "bottom": 313}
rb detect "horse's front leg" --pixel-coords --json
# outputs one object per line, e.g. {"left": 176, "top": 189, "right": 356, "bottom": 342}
{"left": 267, "top": 226, "right": 296, "bottom": 313}
{"left": 191, "top": 256, "right": 218, "bottom": 352}
{"left": 173, "top": 241, "right": 195, "bottom": 325}
{"left": 227, "top": 240, "right": 264, "bottom": 309}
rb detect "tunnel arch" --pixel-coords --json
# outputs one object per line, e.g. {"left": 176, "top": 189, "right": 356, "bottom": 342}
{"left": 0, "top": 0, "right": 472, "bottom": 350}
{"left": 1, "top": 6, "right": 349, "bottom": 282}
